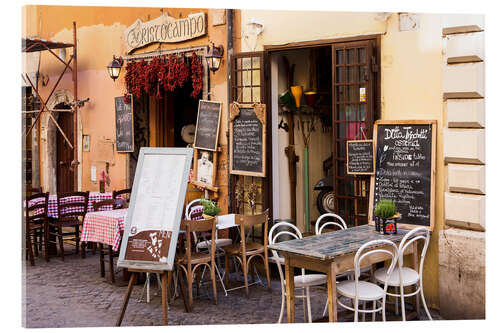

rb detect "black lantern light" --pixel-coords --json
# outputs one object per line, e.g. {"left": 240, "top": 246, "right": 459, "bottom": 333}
{"left": 205, "top": 43, "right": 224, "bottom": 73}
{"left": 107, "top": 56, "right": 124, "bottom": 81}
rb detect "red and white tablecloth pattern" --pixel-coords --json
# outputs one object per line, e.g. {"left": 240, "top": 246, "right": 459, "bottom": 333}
{"left": 28, "top": 192, "right": 115, "bottom": 218}
{"left": 81, "top": 208, "right": 127, "bottom": 251}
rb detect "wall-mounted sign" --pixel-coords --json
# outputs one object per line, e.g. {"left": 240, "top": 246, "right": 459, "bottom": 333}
{"left": 368, "top": 120, "right": 436, "bottom": 231}
{"left": 229, "top": 103, "right": 266, "bottom": 177}
{"left": 115, "top": 96, "right": 134, "bottom": 152}
{"left": 194, "top": 100, "right": 222, "bottom": 152}
{"left": 124, "top": 12, "right": 207, "bottom": 54}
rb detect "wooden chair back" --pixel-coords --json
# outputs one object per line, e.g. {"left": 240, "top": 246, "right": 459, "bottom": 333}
{"left": 93, "top": 199, "right": 116, "bottom": 212}
{"left": 25, "top": 192, "right": 49, "bottom": 224}
{"left": 57, "top": 191, "right": 90, "bottom": 222}
{"left": 235, "top": 209, "right": 269, "bottom": 250}
{"left": 179, "top": 217, "right": 217, "bottom": 262}
{"left": 113, "top": 188, "right": 131, "bottom": 208}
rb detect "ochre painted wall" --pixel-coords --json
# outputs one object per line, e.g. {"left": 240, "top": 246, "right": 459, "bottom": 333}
{"left": 238, "top": 10, "right": 445, "bottom": 309}
{"left": 23, "top": 5, "right": 228, "bottom": 209}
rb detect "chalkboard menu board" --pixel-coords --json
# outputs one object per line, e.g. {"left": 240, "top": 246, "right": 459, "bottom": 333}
{"left": 117, "top": 147, "right": 193, "bottom": 271}
{"left": 369, "top": 120, "right": 436, "bottom": 230}
{"left": 115, "top": 96, "right": 134, "bottom": 152}
{"left": 346, "top": 140, "right": 375, "bottom": 175}
{"left": 229, "top": 103, "right": 266, "bottom": 177}
{"left": 194, "top": 100, "right": 222, "bottom": 151}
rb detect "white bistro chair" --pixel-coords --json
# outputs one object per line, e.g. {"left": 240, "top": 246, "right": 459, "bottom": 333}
{"left": 336, "top": 239, "right": 399, "bottom": 322}
{"left": 269, "top": 221, "right": 327, "bottom": 323}
{"left": 373, "top": 227, "right": 433, "bottom": 321}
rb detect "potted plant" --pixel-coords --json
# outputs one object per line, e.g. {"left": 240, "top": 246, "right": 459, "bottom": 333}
{"left": 200, "top": 198, "right": 221, "bottom": 219}
{"left": 374, "top": 199, "right": 400, "bottom": 234}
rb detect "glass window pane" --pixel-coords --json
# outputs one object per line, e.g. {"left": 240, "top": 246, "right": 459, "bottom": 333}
{"left": 358, "top": 104, "right": 366, "bottom": 121}
{"left": 242, "top": 87, "right": 251, "bottom": 102}
{"left": 337, "top": 104, "right": 345, "bottom": 120}
{"left": 358, "top": 48, "right": 366, "bottom": 63}
{"left": 335, "top": 67, "right": 344, "bottom": 83}
{"left": 336, "top": 86, "right": 344, "bottom": 102}
{"left": 336, "top": 49, "right": 344, "bottom": 65}
{"left": 358, "top": 66, "right": 368, "bottom": 82}
{"left": 237, "top": 70, "right": 242, "bottom": 86}
{"left": 346, "top": 49, "right": 355, "bottom": 64}
{"left": 252, "top": 57, "right": 260, "bottom": 69}
{"left": 337, "top": 123, "right": 346, "bottom": 139}
{"left": 252, "top": 87, "right": 260, "bottom": 103}
{"left": 345, "top": 104, "right": 355, "bottom": 121}
{"left": 252, "top": 69, "right": 260, "bottom": 86}
{"left": 243, "top": 70, "right": 251, "bottom": 86}
{"left": 337, "top": 161, "right": 346, "bottom": 177}
{"left": 346, "top": 86, "right": 357, "bottom": 102}
{"left": 242, "top": 58, "right": 252, "bottom": 69}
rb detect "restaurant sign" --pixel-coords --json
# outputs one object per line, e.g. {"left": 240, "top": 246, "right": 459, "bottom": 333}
{"left": 124, "top": 12, "right": 206, "bottom": 54}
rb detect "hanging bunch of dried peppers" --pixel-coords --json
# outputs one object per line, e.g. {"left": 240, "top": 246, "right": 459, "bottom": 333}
{"left": 123, "top": 52, "right": 203, "bottom": 104}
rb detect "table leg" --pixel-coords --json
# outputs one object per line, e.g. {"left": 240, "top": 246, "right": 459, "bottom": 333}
{"left": 284, "top": 256, "right": 295, "bottom": 323}
{"left": 162, "top": 272, "right": 168, "bottom": 325}
{"left": 327, "top": 262, "right": 338, "bottom": 322}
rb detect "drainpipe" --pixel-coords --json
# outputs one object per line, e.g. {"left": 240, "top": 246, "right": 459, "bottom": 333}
{"left": 226, "top": 9, "right": 234, "bottom": 213}
{"left": 72, "top": 21, "right": 79, "bottom": 191}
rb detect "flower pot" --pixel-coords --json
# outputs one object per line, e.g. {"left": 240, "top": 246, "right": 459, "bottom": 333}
{"left": 304, "top": 91, "right": 317, "bottom": 107}
{"left": 375, "top": 213, "right": 400, "bottom": 234}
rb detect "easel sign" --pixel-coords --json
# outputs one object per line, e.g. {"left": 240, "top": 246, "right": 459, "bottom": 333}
{"left": 368, "top": 120, "right": 436, "bottom": 231}
{"left": 229, "top": 102, "right": 266, "bottom": 177}
{"left": 117, "top": 147, "right": 193, "bottom": 271}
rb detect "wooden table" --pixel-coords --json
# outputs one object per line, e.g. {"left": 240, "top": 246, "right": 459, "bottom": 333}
{"left": 268, "top": 225, "right": 417, "bottom": 323}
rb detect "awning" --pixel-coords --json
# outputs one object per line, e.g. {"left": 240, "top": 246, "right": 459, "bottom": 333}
{"left": 22, "top": 38, "right": 74, "bottom": 53}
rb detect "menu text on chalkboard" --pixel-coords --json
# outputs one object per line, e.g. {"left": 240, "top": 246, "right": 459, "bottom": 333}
{"left": 229, "top": 103, "right": 266, "bottom": 177}
{"left": 369, "top": 120, "right": 436, "bottom": 230}
{"left": 194, "top": 100, "right": 222, "bottom": 151}
{"left": 115, "top": 96, "right": 134, "bottom": 152}
{"left": 346, "top": 140, "right": 375, "bottom": 175}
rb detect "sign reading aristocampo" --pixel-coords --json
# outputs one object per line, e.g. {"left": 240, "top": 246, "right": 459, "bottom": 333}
{"left": 124, "top": 12, "right": 206, "bottom": 53}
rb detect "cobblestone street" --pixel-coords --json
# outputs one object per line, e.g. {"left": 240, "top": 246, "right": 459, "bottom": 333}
{"left": 23, "top": 252, "right": 440, "bottom": 328}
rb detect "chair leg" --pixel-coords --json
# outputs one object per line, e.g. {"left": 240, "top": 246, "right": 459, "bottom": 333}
{"left": 395, "top": 287, "right": 399, "bottom": 316}
{"left": 187, "top": 269, "right": 193, "bottom": 309}
{"left": 58, "top": 227, "right": 65, "bottom": 261}
{"left": 75, "top": 225, "right": 80, "bottom": 254}
{"left": 263, "top": 253, "right": 271, "bottom": 291}
{"left": 81, "top": 242, "right": 87, "bottom": 259}
{"left": 302, "top": 288, "right": 307, "bottom": 322}
{"left": 278, "top": 282, "right": 286, "bottom": 323}
{"left": 99, "top": 243, "right": 105, "bottom": 278}
{"left": 108, "top": 245, "right": 115, "bottom": 283}
{"left": 362, "top": 301, "right": 366, "bottom": 322}
{"left": 43, "top": 222, "right": 49, "bottom": 262}
{"left": 420, "top": 283, "right": 433, "bottom": 320}
{"left": 241, "top": 257, "right": 249, "bottom": 298}
{"left": 195, "top": 270, "right": 201, "bottom": 297}
{"left": 372, "top": 300, "right": 377, "bottom": 321}
{"left": 306, "top": 286, "right": 312, "bottom": 323}
{"left": 211, "top": 263, "right": 217, "bottom": 305}
{"left": 92, "top": 242, "right": 96, "bottom": 255}
{"left": 26, "top": 232, "right": 35, "bottom": 266}
{"left": 33, "top": 231, "right": 39, "bottom": 257}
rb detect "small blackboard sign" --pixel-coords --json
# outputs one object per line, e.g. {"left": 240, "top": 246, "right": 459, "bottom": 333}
{"left": 229, "top": 103, "right": 266, "bottom": 177}
{"left": 194, "top": 100, "right": 222, "bottom": 152}
{"left": 346, "top": 140, "right": 375, "bottom": 175}
{"left": 115, "top": 96, "right": 134, "bottom": 152}
{"left": 369, "top": 120, "right": 436, "bottom": 231}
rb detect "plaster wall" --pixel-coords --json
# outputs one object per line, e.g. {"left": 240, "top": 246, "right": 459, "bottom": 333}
{"left": 238, "top": 10, "right": 446, "bottom": 309}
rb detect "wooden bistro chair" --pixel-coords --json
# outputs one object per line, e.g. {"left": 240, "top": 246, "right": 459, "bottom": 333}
{"left": 176, "top": 217, "right": 218, "bottom": 309}
{"left": 91, "top": 199, "right": 121, "bottom": 283}
{"left": 25, "top": 192, "right": 50, "bottom": 265}
{"left": 48, "top": 191, "right": 89, "bottom": 261}
{"left": 223, "top": 209, "right": 271, "bottom": 298}
{"left": 112, "top": 188, "right": 131, "bottom": 209}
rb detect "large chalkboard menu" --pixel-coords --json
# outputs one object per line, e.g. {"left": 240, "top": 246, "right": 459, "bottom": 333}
{"left": 194, "top": 100, "right": 222, "bottom": 151}
{"left": 346, "top": 140, "right": 375, "bottom": 175}
{"left": 369, "top": 120, "right": 436, "bottom": 230}
{"left": 115, "top": 96, "right": 134, "bottom": 152}
{"left": 229, "top": 103, "right": 266, "bottom": 177}
{"left": 118, "top": 147, "right": 193, "bottom": 271}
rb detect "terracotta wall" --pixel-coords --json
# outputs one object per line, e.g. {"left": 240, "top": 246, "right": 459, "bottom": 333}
{"left": 23, "top": 5, "right": 229, "bottom": 212}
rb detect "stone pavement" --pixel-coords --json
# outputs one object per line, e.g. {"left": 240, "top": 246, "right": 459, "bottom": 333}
{"left": 22, "top": 252, "right": 441, "bottom": 328}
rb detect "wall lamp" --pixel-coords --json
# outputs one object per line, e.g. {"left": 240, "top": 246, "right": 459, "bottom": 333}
{"left": 205, "top": 43, "right": 224, "bottom": 73}
{"left": 107, "top": 56, "right": 124, "bottom": 81}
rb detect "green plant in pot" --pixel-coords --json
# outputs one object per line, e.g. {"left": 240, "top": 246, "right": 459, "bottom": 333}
{"left": 374, "top": 199, "right": 400, "bottom": 234}
{"left": 200, "top": 198, "right": 221, "bottom": 219}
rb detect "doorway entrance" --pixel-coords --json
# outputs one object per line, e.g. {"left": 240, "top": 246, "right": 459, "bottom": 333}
{"left": 55, "top": 103, "right": 74, "bottom": 193}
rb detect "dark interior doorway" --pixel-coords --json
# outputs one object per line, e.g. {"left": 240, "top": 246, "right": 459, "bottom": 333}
{"left": 55, "top": 103, "right": 74, "bottom": 193}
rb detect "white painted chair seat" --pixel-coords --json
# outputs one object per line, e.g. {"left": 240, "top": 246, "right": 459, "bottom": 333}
{"left": 337, "top": 280, "right": 385, "bottom": 302}
{"left": 373, "top": 267, "right": 419, "bottom": 287}
{"left": 283, "top": 274, "right": 327, "bottom": 288}
{"left": 197, "top": 238, "right": 233, "bottom": 250}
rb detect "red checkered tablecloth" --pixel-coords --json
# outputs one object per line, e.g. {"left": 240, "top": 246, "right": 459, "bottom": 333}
{"left": 28, "top": 192, "right": 115, "bottom": 218}
{"left": 81, "top": 208, "right": 127, "bottom": 251}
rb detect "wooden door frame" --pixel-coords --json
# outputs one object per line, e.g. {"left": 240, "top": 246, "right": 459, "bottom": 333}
{"left": 262, "top": 34, "right": 381, "bottom": 226}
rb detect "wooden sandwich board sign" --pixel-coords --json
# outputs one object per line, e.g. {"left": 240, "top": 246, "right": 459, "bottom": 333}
{"left": 346, "top": 140, "right": 375, "bottom": 175}
{"left": 229, "top": 102, "right": 266, "bottom": 177}
{"left": 116, "top": 147, "right": 193, "bottom": 325}
{"left": 368, "top": 120, "right": 436, "bottom": 231}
